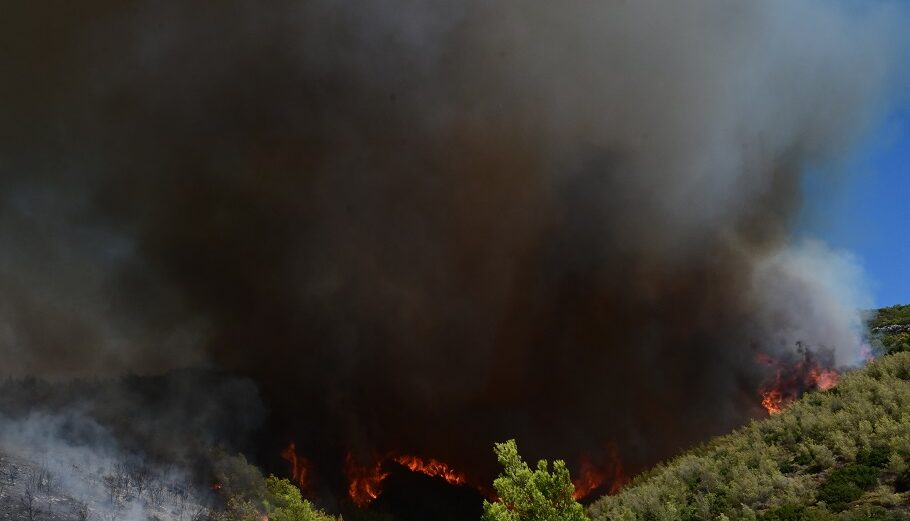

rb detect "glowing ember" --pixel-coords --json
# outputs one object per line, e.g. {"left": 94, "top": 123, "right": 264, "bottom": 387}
{"left": 573, "top": 443, "right": 627, "bottom": 500}
{"left": 393, "top": 455, "right": 467, "bottom": 486}
{"left": 345, "top": 452, "right": 389, "bottom": 507}
{"left": 280, "top": 442, "right": 313, "bottom": 494}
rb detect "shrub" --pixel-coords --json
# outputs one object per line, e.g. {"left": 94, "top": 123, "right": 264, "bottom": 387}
{"left": 758, "top": 504, "right": 805, "bottom": 521}
{"left": 857, "top": 446, "right": 891, "bottom": 469}
{"left": 265, "top": 476, "right": 338, "bottom": 521}
{"left": 482, "top": 440, "right": 588, "bottom": 521}
{"left": 816, "top": 464, "right": 880, "bottom": 512}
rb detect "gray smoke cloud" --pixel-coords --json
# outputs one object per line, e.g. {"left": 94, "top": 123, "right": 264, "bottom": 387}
{"left": 0, "top": 0, "right": 905, "bottom": 491}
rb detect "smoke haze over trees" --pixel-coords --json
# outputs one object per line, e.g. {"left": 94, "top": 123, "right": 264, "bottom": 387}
{"left": 1, "top": 0, "right": 907, "bottom": 499}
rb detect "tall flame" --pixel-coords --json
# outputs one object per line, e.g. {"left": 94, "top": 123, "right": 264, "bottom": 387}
{"left": 280, "top": 442, "right": 313, "bottom": 494}
{"left": 573, "top": 443, "right": 626, "bottom": 500}
{"left": 345, "top": 452, "right": 389, "bottom": 507}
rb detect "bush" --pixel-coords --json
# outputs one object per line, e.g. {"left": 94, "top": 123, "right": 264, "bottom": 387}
{"left": 816, "top": 465, "right": 880, "bottom": 512}
{"left": 265, "top": 476, "right": 339, "bottom": 521}
{"left": 816, "top": 481, "right": 862, "bottom": 512}
{"left": 857, "top": 446, "right": 891, "bottom": 469}
{"left": 758, "top": 504, "right": 805, "bottom": 521}
{"left": 482, "top": 439, "right": 588, "bottom": 521}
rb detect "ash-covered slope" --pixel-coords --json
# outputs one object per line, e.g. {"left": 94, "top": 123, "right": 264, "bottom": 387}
{"left": 0, "top": 369, "right": 265, "bottom": 521}
{"left": 0, "top": 450, "right": 211, "bottom": 521}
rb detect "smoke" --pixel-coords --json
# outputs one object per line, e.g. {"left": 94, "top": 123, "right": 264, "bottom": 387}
{"left": 0, "top": 0, "right": 905, "bottom": 494}
{"left": 0, "top": 371, "right": 266, "bottom": 519}
{"left": 0, "top": 411, "right": 200, "bottom": 521}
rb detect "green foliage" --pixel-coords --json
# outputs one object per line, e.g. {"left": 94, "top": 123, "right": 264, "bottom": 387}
{"left": 211, "top": 451, "right": 270, "bottom": 502}
{"left": 881, "top": 332, "right": 910, "bottom": 355}
{"left": 209, "top": 456, "right": 339, "bottom": 521}
{"left": 589, "top": 352, "right": 910, "bottom": 521}
{"left": 869, "top": 305, "right": 910, "bottom": 328}
{"left": 758, "top": 504, "right": 807, "bottom": 521}
{"left": 482, "top": 439, "right": 589, "bottom": 521}
{"left": 856, "top": 447, "right": 891, "bottom": 469}
{"left": 265, "top": 476, "right": 339, "bottom": 521}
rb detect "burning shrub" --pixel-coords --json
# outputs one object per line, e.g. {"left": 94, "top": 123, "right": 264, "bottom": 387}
{"left": 482, "top": 440, "right": 588, "bottom": 521}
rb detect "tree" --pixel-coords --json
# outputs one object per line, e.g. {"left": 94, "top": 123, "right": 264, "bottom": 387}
{"left": 265, "top": 476, "right": 338, "bottom": 521}
{"left": 482, "top": 440, "right": 589, "bottom": 521}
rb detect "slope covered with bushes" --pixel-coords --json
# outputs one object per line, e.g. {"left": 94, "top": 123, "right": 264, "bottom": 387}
{"left": 588, "top": 350, "right": 910, "bottom": 520}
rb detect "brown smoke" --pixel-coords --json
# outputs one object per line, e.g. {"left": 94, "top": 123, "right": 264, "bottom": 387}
{"left": 0, "top": 0, "right": 902, "bottom": 494}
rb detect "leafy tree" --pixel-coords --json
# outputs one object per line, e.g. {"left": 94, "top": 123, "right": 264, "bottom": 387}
{"left": 265, "top": 476, "right": 339, "bottom": 521}
{"left": 482, "top": 439, "right": 588, "bottom": 521}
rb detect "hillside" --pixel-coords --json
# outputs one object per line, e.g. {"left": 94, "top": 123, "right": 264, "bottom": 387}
{"left": 587, "top": 308, "right": 910, "bottom": 521}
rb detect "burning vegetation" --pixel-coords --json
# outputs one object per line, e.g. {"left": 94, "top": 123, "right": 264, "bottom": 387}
{"left": 757, "top": 345, "right": 840, "bottom": 415}
{"left": 572, "top": 444, "right": 627, "bottom": 500}
{"left": 280, "top": 442, "right": 313, "bottom": 496}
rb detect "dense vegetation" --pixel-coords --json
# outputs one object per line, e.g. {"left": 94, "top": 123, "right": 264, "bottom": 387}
{"left": 870, "top": 305, "right": 910, "bottom": 355}
{"left": 212, "top": 454, "right": 340, "bottom": 521}
{"left": 588, "top": 341, "right": 910, "bottom": 519}
{"left": 869, "top": 305, "right": 910, "bottom": 329}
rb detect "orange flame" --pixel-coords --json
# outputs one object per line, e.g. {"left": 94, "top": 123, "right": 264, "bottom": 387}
{"left": 572, "top": 443, "right": 626, "bottom": 500}
{"left": 757, "top": 349, "right": 839, "bottom": 415}
{"left": 345, "top": 452, "right": 389, "bottom": 507}
{"left": 761, "top": 388, "right": 785, "bottom": 415}
{"left": 809, "top": 367, "right": 839, "bottom": 390}
{"left": 281, "top": 442, "right": 313, "bottom": 494}
{"left": 392, "top": 455, "right": 467, "bottom": 486}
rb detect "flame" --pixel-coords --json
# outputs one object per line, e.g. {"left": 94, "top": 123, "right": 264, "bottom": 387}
{"left": 757, "top": 348, "right": 839, "bottom": 415}
{"left": 761, "top": 388, "right": 785, "bottom": 415}
{"left": 345, "top": 452, "right": 389, "bottom": 507}
{"left": 284, "top": 442, "right": 620, "bottom": 506}
{"left": 572, "top": 443, "right": 627, "bottom": 500}
{"left": 280, "top": 442, "right": 313, "bottom": 494}
{"left": 392, "top": 455, "right": 467, "bottom": 486}
{"left": 809, "top": 367, "right": 839, "bottom": 390}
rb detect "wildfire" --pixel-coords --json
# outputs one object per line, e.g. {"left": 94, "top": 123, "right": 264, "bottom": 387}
{"left": 393, "top": 455, "right": 467, "bottom": 486}
{"left": 760, "top": 388, "right": 785, "bottom": 415}
{"left": 286, "top": 443, "right": 620, "bottom": 507}
{"left": 345, "top": 452, "right": 389, "bottom": 507}
{"left": 572, "top": 443, "right": 627, "bottom": 500}
{"left": 341, "top": 451, "right": 481, "bottom": 506}
{"left": 757, "top": 346, "right": 840, "bottom": 415}
{"left": 281, "top": 442, "right": 313, "bottom": 494}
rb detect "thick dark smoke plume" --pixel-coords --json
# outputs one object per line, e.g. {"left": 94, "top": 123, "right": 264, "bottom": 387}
{"left": 0, "top": 0, "right": 903, "bottom": 493}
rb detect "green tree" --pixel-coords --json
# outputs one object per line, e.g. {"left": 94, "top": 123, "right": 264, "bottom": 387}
{"left": 482, "top": 440, "right": 589, "bottom": 521}
{"left": 265, "top": 476, "right": 339, "bottom": 521}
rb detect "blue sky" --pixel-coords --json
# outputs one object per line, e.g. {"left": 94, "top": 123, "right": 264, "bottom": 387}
{"left": 799, "top": 109, "right": 910, "bottom": 307}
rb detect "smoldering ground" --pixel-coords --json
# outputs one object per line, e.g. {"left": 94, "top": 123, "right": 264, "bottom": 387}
{"left": 0, "top": 0, "right": 904, "bottom": 497}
